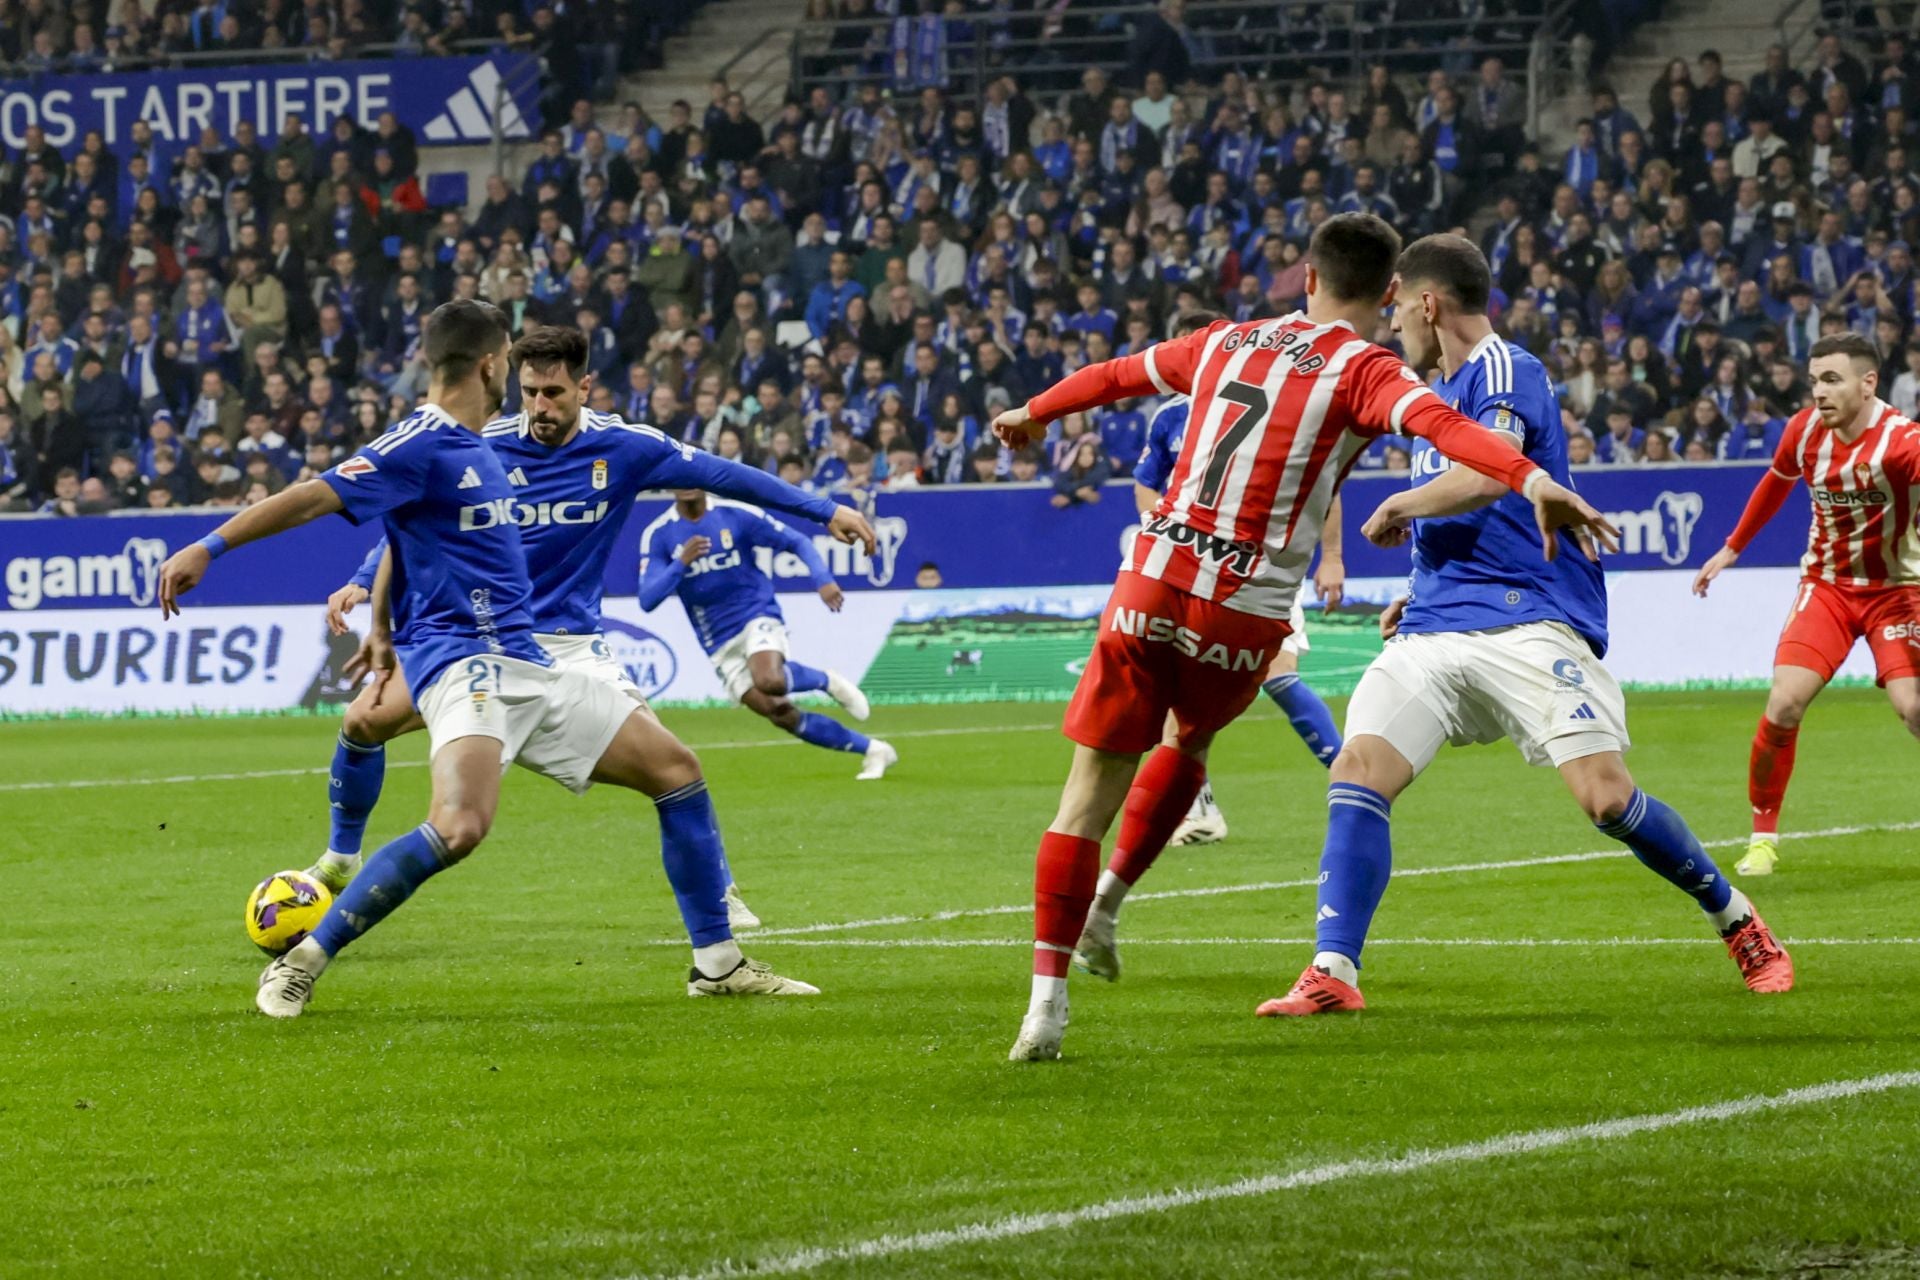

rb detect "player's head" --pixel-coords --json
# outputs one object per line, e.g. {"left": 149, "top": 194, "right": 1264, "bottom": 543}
{"left": 425, "top": 300, "right": 511, "bottom": 415}
{"left": 1807, "top": 333, "right": 1881, "bottom": 427}
{"left": 672, "top": 487, "right": 708, "bottom": 513}
{"left": 1171, "top": 308, "right": 1224, "bottom": 338}
{"left": 1392, "top": 234, "right": 1493, "bottom": 374}
{"left": 510, "top": 325, "right": 591, "bottom": 446}
{"left": 1305, "top": 213, "right": 1402, "bottom": 311}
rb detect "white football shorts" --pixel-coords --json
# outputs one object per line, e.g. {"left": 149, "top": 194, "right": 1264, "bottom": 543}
{"left": 1344, "top": 620, "right": 1629, "bottom": 773}
{"left": 710, "top": 616, "right": 789, "bottom": 701}
{"left": 536, "top": 632, "right": 651, "bottom": 708}
{"left": 415, "top": 653, "right": 637, "bottom": 794}
{"left": 1284, "top": 595, "right": 1310, "bottom": 656}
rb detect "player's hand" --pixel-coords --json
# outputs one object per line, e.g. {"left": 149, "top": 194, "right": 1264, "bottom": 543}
{"left": 1692, "top": 545, "right": 1739, "bottom": 597}
{"left": 992, "top": 402, "right": 1043, "bottom": 450}
{"left": 828, "top": 504, "right": 877, "bottom": 555}
{"left": 819, "top": 582, "right": 846, "bottom": 612}
{"left": 1379, "top": 596, "right": 1408, "bottom": 640}
{"left": 156, "top": 545, "right": 211, "bottom": 619}
{"left": 1360, "top": 499, "right": 1412, "bottom": 549}
{"left": 677, "top": 535, "right": 712, "bottom": 566}
{"left": 344, "top": 628, "right": 396, "bottom": 687}
{"left": 326, "top": 583, "right": 370, "bottom": 635}
{"left": 1528, "top": 477, "right": 1619, "bottom": 563}
{"left": 1315, "top": 554, "right": 1346, "bottom": 611}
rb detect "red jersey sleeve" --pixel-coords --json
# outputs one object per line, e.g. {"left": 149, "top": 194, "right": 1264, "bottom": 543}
{"left": 1027, "top": 321, "right": 1226, "bottom": 423}
{"left": 1724, "top": 411, "right": 1810, "bottom": 553}
{"left": 1344, "top": 345, "right": 1544, "bottom": 493}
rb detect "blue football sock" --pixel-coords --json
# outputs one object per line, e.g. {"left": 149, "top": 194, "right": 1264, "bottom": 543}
{"left": 309, "top": 823, "right": 448, "bottom": 956}
{"left": 327, "top": 733, "right": 386, "bottom": 856}
{"left": 1596, "top": 788, "right": 1733, "bottom": 915}
{"left": 792, "top": 711, "right": 870, "bottom": 755}
{"left": 784, "top": 661, "right": 830, "bottom": 693}
{"left": 1264, "top": 674, "right": 1342, "bottom": 767}
{"left": 656, "top": 780, "right": 733, "bottom": 947}
{"left": 1314, "top": 783, "right": 1394, "bottom": 966}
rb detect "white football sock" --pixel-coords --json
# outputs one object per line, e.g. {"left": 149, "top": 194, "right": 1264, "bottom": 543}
{"left": 1186, "top": 782, "right": 1217, "bottom": 820}
{"left": 1709, "top": 887, "right": 1755, "bottom": 935}
{"left": 693, "top": 939, "right": 744, "bottom": 979}
{"left": 1312, "top": 950, "right": 1359, "bottom": 986}
{"left": 1089, "top": 868, "right": 1129, "bottom": 921}
{"left": 284, "top": 937, "right": 332, "bottom": 976}
{"left": 1028, "top": 972, "right": 1068, "bottom": 1014}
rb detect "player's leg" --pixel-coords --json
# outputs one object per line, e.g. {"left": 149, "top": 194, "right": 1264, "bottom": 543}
{"left": 1561, "top": 749, "right": 1793, "bottom": 993}
{"left": 259, "top": 734, "right": 501, "bottom": 1017}
{"left": 784, "top": 654, "right": 873, "bottom": 721}
{"left": 1168, "top": 708, "right": 1228, "bottom": 848}
{"left": 309, "top": 664, "right": 423, "bottom": 892}
{"left": 585, "top": 705, "right": 818, "bottom": 995}
{"left": 732, "top": 627, "right": 895, "bottom": 779}
{"left": 1260, "top": 625, "right": 1343, "bottom": 768}
{"left": 1258, "top": 639, "right": 1452, "bottom": 1018}
{"left": 1746, "top": 580, "right": 1856, "bottom": 874}
{"left": 1863, "top": 585, "right": 1920, "bottom": 744}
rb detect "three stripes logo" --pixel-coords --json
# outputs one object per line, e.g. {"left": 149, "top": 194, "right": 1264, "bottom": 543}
{"left": 423, "top": 60, "right": 532, "bottom": 144}
{"left": 1570, "top": 703, "right": 1598, "bottom": 721}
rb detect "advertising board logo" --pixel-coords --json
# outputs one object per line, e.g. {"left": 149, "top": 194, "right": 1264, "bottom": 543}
{"left": 4, "top": 536, "right": 169, "bottom": 609}
{"left": 421, "top": 59, "right": 531, "bottom": 142}
{"left": 599, "top": 617, "right": 678, "bottom": 699}
{"left": 1604, "top": 490, "right": 1703, "bottom": 566}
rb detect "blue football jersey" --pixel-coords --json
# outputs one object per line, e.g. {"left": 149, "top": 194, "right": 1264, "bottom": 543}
{"left": 1400, "top": 335, "right": 1610, "bottom": 655}
{"left": 350, "top": 410, "right": 839, "bottom": 637}
{"left": 638, "top": 501, "right": 835, "bottom": 654}
{"left": 321, "top": 405, "right": 552, "bottom": 699}
{"left": 1132, "top": 396, "right": 1189, "bottom": 492}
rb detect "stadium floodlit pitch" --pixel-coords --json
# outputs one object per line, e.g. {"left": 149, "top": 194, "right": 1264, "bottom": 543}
{"left": 5, "top": 690, "right": 1919, "bottom": 1278}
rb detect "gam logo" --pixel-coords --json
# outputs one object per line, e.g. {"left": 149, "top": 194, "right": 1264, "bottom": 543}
{"left": 598, "top": 618, "right": 678, "bottom": 700}
{"left": 1605, "top": 491, "right": 1703, "bottom": 566}
{"left": 4, "top": 536, "right": 168, "bottom": 609}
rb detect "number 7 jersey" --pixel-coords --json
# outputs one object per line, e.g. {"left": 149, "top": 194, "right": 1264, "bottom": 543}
{"left": 1032, "top": 313, "right": 1465, "bottom": 619}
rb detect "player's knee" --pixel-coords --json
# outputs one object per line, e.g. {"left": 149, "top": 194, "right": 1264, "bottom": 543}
{"left": 1581, "top": 786, "right": 1635, "bottom": 826}
{"left": 1327, "top": 742, "right": 1380, "bottom": 789}
{"left": 767, "top": 699, "right": 802, "bottom": 729}
{"left": 342, "top": 700, "right": 395, "bottom": 745}
{"left": 432, "top": 810, "right": 491, "bottom": 860}
{"left": 751, "top": 670, "right": 789, "bottom": 698}
{"left": 655, "top": 739, "right": 703, "bottom": 790}
{"left": 1764, "top": 693, "right": 1809, "bottom": 729}
{"left": 1896, "top": 700, "right": 1920, "bottom": 739}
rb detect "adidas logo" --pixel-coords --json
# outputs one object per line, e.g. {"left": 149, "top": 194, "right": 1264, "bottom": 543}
{"left": 457, "top": 467, "right": 483, "bottom": 489}
{"left": 1317, "top": 904, "right": 1340, "bottom": 920}
{"left": 507, "top": 467, "right": 529, "bottom": 487}
{"left": 1570, "top": 703, "right": 1597, "bottom": 721}
{"left": 423, "top": 59, "right": 532, "bottom": 144}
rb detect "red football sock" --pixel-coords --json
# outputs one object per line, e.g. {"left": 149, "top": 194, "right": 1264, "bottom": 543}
{"left": 1748, "top": 716, "right": 1799, "bottom": 836}
{"left": 1033, "top": 831, "right": 1101, "bottom": 978}
{"left": 1107, "top": 746, "right": 1209, "bottom": 887}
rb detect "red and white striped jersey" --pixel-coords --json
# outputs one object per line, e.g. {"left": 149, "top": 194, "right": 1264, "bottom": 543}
{"left": 1774, "top": 401, "right": 1920, "bottom": 585}
{"left": 1031, "top": 313, "right": 1535, "bottom": 619}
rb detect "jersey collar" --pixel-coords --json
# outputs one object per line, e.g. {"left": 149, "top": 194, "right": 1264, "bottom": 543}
{"left": 1465, "top": 331, "right": 1503, "bottom": 365}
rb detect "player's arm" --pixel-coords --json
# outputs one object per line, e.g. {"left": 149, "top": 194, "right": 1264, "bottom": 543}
{"left": 640, "top": 429, "right": 877, "bottom": 552}
{"left": 637, "top": 527, "right": 691, "bottom": 612}
{"left": 344, "top": 546, "right": 396, "bottom": 685}
{"left": 994, "top": 323, "right": 1223, "bottom": 448}
{"left": 758, "top": 512, "right": 845, "bottom": 611}
{"left": 1316, "top": 493, "right": 1345, "bottom": 608}
{"left": 158, "top": 478, "right": 345, "bottom": 617}
{"left": 1133, "top": 480, "right": 1159, "bottom": 514}
{"left": 327, "top": 537, "right": 387, "bottom": 635}
{"left": 1693, "top": 437, "right": 1801, "bottom": 596}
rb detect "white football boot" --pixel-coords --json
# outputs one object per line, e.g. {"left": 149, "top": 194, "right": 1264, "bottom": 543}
{"left": 825, "top": 670, "right": 871, "bottom": 721}
{"left": 1170, "top": 783, "right": 1228, "bottom": 846}
{"left": 855, "top": 739, "right": 898, "bottom": 780}
{"left": 1073, "top": 909, "right": 1121, "bottom": 981}
{"left": 1008, "top": 996, "right": 1069, "bottom": 1062}
{"left": 724, "top": 883, "right": 762, "bottom": 930}
{"left": 687, "top": 957, "right": 820, "bottom": 996}
{"left": 256, "top": 954, "right": 322, "bottom": 1018}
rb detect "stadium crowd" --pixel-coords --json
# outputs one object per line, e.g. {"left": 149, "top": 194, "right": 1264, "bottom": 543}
{"left": 4, "top": 1, "right": 1916, "bottom": 515}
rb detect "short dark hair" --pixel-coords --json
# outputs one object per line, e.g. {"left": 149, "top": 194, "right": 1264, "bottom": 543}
{"left": 423, "top": 300, "right": 509, "bottom": 382}
{"left": 1396, "top": 233, "right": 1493, "bottom": 314}
{"left": 1810, "top": 332, "right": 1880, "bottom": 369}
{"left": 510, "top": 325, "right": 589, "bottom": 377}
{"left": 1172, "top": 308, "right": 1224, "bottom": 337}
{"left": 1308, "top": 213, "right": 1402, "bottom": 303}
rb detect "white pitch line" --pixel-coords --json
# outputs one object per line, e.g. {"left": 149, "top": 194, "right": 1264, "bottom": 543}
{"left": 644, "top": 935, "right": 1920, "bottom": 949}
{"left": 736, "top": 819, "right": 1920, "bottom": 940}
{"left": 0, "top": 720, "right": 1063, "bottom": 792}
{"left": 644, "top": 1070, "right": 1920, "bottom": 1280}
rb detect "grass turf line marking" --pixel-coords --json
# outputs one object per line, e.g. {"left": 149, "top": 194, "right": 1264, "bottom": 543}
{"left": 735, "top": 819, "right": 1920, "bottom": 939}
{"left": 0, "top": 721, "right": 1062, "bottom": 792}
{"left": 646, "top": 1070, "right": 1920, "bottom": 1280}
{"left": 643, "top": 935, "right": 1920, "bottom": 949}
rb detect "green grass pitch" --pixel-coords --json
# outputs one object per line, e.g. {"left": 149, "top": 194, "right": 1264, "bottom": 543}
{"left": 3, "top": 690, "right": 1919, "bottom": 1278}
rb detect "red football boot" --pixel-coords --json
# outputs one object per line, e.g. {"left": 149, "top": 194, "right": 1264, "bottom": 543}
{"left": 1255, "top": 965, "right": 1367, "bottom": 1017}
{"left": 1723, "top": 910, "right": 1795, "bottom": 994}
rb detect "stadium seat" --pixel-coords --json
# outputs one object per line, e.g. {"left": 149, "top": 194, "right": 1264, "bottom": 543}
{"left": 424, "top": 172, "right": 468, "bottom": 209}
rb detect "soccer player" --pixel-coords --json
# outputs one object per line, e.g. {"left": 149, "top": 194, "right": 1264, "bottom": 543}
{"left": 1693, "top": 332, "right": 1920, "bottom": 875}
{"left": 311, "top": 326, "right": 872, "bottom": 929}
{"left": 156, "top": 302, "right": 868, "bottom": 1016}
{"left": 1132, "top": 312, "right": 1349, "bottom": 850}
{"left": 991, "top": 214, "right": 1620, "bottom": 1060}
{"left": 1255, "top": 234, "right": 1792, "bottom": 1021}
{"left": 640, "top": 490, "right": 898, "bottom": 780}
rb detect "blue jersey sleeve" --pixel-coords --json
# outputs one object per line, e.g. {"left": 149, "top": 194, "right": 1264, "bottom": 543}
{"left": 747, "top": 509, "right": 834, "bottom": 589}
{"left": 621, "top": 422, "right": 840, "bottom": 525}
{"left": 320, "top": 430, "right": 434, "bottom": 525}
{"left": 638, "top": 521, "right": 689, "bottom": 611}
{"left": 348, "top": 538, "right": 386, "bottom": 591}
{"left": 1133, "top": 400, "right": 1187, "bottom": 492}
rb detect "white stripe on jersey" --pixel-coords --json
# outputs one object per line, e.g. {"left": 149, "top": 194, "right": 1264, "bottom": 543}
{"left": 1855, "top": 422, "right": 1897, "bottom": 581}
{"left": 1388, "top": 384, "right": 1435, "bottom": 433}
{"left": 367, "top": 408, "right": 447, "bottom": 453}
{"left": 1807, "top": 426, "right": 1837, "bottom": 579}
{"left": 1469, "top": 331, "right": 1511, "bottom": 396}
{"left": 1165, "top": 320, "right": 1266, "bottom": 533}
{"left": 1182, "top": 326, "right": 1283, "bottom": 596}
{"left": 1245, "top": 337, "right": 1371, "bottom": 602}
{"left": 1143, "top": 344, "right": 1174, "bottom": 395}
